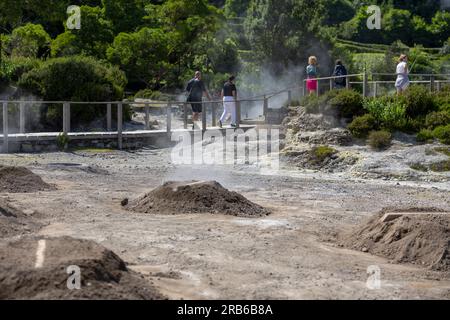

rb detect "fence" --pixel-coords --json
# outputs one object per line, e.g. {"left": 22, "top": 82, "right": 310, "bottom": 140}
{"left": 303, "top": 72, "right": 450, "bottom": 97}
{"left": 1, "top": 97, "right": 279, "bottom": 153}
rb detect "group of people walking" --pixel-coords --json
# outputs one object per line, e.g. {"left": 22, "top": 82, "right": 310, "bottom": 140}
{"left": 185, "top": 54, "right": 411, "bottom": 129}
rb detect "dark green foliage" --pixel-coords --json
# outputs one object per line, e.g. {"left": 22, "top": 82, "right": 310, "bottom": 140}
{"left": 398, "top": 86, "right": 437, "bottom": 118}
{"left": 432, "top": 125, "right": 450, "bottom": 145}
{"left": 417, "top": 129, "right": 434, "bottom": 143}
{"left": 18, "top": 56, "right": 128, "bottom": 128}
{"left": 348, "top": 114, "right": 377, "bottom": 138}
{"left": 309, "top": 145, "right": 338, "bottom": 164}
{"left": 329, "top": 89, "right": 363, "bottom": 118}
{"left": 425, "top": 111, "right": 450, "bottom": 130}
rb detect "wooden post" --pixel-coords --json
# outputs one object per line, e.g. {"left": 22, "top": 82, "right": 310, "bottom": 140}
{"left": 117, "top": 102, "right": 123, "bottom": 150}
{"left": 63, "top": 102, "right": 70, "bottom": 134}
{"left": 107, "top": 103, "right": 112, "bottom": 131}
{"left": 236, "top": 100, "right": 241, "bottom": 127}
{"left": 437, "top": 81, "right": 441, "bottom": 92}
{"left": 263, "top": 96, "right": 268, "bottom": 117}
{"left": 430, "top": 76, "right": 435, "bottom": 92}
{"left": 346, "top": 75, "right": 350, "bottom": 89}
{"left": 329, "top": 78, "right": 333, "bottom": 91}
{"left": 19, "top": 102, "right": 25, "bottom": 133}
{"left": 373, "top": 82, "right": 378, "bottom": 97}
{"left": 144, "top": 104, "right": 150, "bottom": 130}
{"left": 363, "top": 72, "right": 368, "bottom": 97}
{"left": 167, "top": 102, "right": 172, "bottom": 134}
{"left": 303, "top": 80, "right": 307, "bottom": 97}
{"left": 211, "top": 102, "right": 217, "bottom": 127}
{"left": 201, "top": 102, "right": 207, "bottom": 132}
{"left": 316, "top": 79, "right": 320, "bottom": 97}
{"left": 287, "top": 90, "right": 292, "bottom": 106}
{"left": 183, "top": 103, "right": 188, "bottom": 130}
{"left": 2, "top": 102, "right": 8, "bottom": 154}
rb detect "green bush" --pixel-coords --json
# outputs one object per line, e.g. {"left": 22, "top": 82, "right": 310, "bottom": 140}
{"left": 18, "top": 56, "right": 129, "bottom": 129}
{"left": 432, "top": 125, "right": 450, "bottom": 145}
{"left": 425, "top": 111, "right": 450, "bottom": 129}
{"left": 329, "top": 89, "right": 363, "bottom": 118}
{"left": 302, "top": 89, "right": 354, "bottom": 116}
{"left": 399, "top": 85, "right": 437, "bottom": 118}
{"left": 309, "top": 145, "right": 338, "bottom": 164}
{"left": 6, "top": 56, "right": 42, "bottom": 82}
{"left": 417, "top": 129, "right": 435, "bottom": 143}
{"left": 363, "top": 97, "right": 408, "bottom": 131}
{"left": 348, "top": 114, "right": 377, "bottom": 138}
{"left": 368, "top": 130, "right": 392, "bottom": 150}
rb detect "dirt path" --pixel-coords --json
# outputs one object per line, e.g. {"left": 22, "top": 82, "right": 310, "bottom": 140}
{"left": 1, "top": 149, "right": 450, "bottom": 299}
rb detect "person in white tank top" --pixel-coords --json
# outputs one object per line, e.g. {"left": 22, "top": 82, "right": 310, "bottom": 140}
{"left": 395, "top": 54, "right": 410, "bottom": 95}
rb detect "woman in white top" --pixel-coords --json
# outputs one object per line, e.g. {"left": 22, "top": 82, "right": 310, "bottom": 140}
{"left": 395, "top": 54, "right": 410, "bottom": 95}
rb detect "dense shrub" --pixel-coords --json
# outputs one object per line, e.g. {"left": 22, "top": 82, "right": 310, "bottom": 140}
{"left": 417, "top": 129, "right": 435, "bottom": 143}
{"left": 368, "top": 130, "right": 392, "bottom": 150}
{"left": 348, "top": 114, "right": 377, "bottom": 138}
{"left": 399, "top": 85, "right": 437, "bottom": 118}
{"left": 432, "top": 125, "right": 450, "bottom": 145}
{"left": 301, "top": 89, "right": 362, "bottom": 118}
{"left": 18, "top": 56, "right": 128, "bottom": 129}
{"left": 329, "top": 89, "right": 363, "bottom": 118}
{"left": 134, "top": 89, "right": 170, "bottom": 101}
{"left": 425, "top": 111, "right": 450, "bottom": 129}
{"left": 363, "top": 97, "right": 408, "bottom": 131}
{"left": 6, "top": 56, "right": 42, "bottom": 82}
{"left": 9, "top": 23, "right": 51, "bottom": 58}
{"left": 309, "top": 145, "right": 338, "bottom": 164}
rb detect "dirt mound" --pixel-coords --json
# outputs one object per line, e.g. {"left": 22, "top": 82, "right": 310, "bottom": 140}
{"left": 0, "top": 166, "right": 54, "bottom": 193}
{"left": 0, "top": 199, "right": 41, "bottom": 238}
{"left": 0, "top": 236, "right": 165, "bottom": 300}
{"left": 339, "top": 208, "right": 450, "bottom": 271}
{"left": 124, "top": 181, "right": 270, "bottom": 217}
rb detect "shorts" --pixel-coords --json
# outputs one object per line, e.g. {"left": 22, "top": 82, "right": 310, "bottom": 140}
{"left": 191, "top": 102, "right": 202, "bottom": 113}
{"left": 187, "top": 95, "right": 203, "bottom": 113}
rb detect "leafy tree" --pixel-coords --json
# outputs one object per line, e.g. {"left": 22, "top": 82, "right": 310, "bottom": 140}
{"left": 8, "top": 23, "right": 51, "bottom": 58}
{"left": 244, "top": 0, "right": 328, "bottom": 72}
{"left": 102, "top": 0, "right": 150, "bottom": 33}
{"left": 224, "top": 0, "right": 251, "bottom": 18}
{"left": 428, "top": 11, "right": 450, "bottom": 46}
{"left": 107, "top": 27, "right": 171, "bottom": 89}
{"left": 51, "top": 6, "right": 114, "bottom": 58}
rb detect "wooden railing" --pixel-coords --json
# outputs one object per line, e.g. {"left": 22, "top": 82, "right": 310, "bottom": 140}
{"left": 0, "top": 98, "right": 269, "bottom": 152}
{"left": 303, "top": 72, "right": 450, "bottom": 97}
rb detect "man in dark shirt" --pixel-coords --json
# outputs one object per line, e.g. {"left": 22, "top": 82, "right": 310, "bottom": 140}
{"left": 219, "top": 76, "right": 237, "bottom": 128}
{"left": 186, "top": 71, "right": 211, "bottom": 128}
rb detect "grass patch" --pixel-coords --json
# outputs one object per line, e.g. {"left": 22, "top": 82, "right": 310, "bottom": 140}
{"left": 430, "top": 160, "right": 450, "bottom": 172}
{"left": 73, "top": 147, "right": 115, "bottom": 153}
{"left": 309, "top": 145, "right": 338, "bottom": 164}
{"left": 435, "top": 147, "right": 450, "bottom": 157}
{"left": 410, "top": 163, "right": 428, "bottom": 172}
{"left": 368, "top": 130, "right": 392, "bottom": 151}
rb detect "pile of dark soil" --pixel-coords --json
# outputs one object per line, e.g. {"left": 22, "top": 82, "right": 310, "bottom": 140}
{"left": 0, "top": 199, "right": 40, "bottom": 238}
{"left": 339, "top": 208, "right": 450, "bottom": 271}
{"left": 0, "top": 166, "right": 54, "bottom": 193}
{"left": 124, "top": 181, "right": 270, "bottom": 217}
{"left": 0, "top": 236, "right": 165, "bottom": 300}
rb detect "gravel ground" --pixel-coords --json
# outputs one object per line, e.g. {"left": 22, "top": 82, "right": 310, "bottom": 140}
{"left": 0, "top": 147, "right": 449, "bottom": 299}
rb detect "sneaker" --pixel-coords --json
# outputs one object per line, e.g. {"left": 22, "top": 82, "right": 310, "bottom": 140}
{"left": 230, "top": 123, "right": 237, "bottom": 128}
{"left": 218, "top": 120, "right": 223, "bottom": 128}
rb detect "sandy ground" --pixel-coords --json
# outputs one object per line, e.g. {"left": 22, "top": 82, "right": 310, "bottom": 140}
{"left": 1, "top": 148, "right": 450, "bottom": 300}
